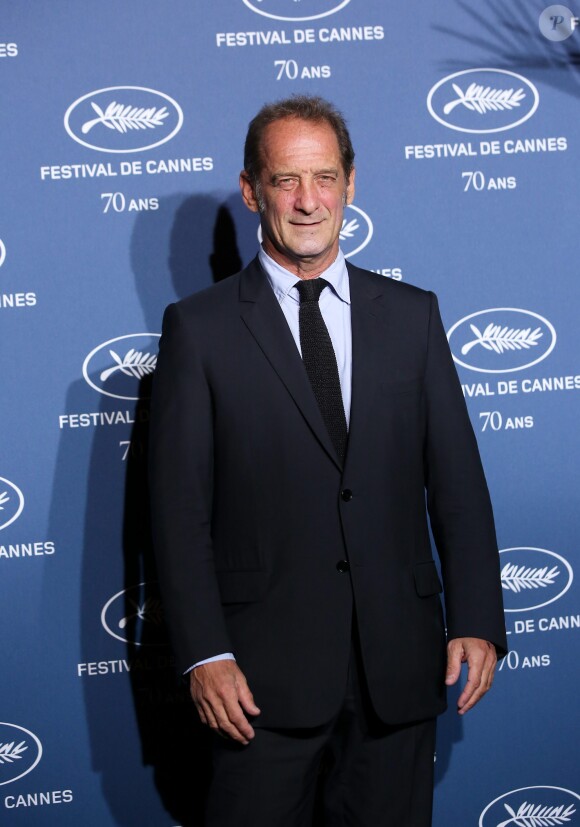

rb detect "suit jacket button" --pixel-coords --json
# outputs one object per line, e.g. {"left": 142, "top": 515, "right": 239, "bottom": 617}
{"left": 341, "top": 489, "right": 353, "bottom": 502}
{"left": 336, "top": 560, "right": 350, "bottom": 573}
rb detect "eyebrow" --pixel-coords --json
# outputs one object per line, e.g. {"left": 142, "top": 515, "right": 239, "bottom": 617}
{"left": 270, "top": 167, "right": 339, "bottom": 183}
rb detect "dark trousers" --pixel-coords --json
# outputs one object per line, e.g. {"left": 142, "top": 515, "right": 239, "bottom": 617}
{"left": 205, "top": 639, "right": 436, "bottom": 826}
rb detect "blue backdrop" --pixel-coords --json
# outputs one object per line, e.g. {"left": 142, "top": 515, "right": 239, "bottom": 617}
{"left": 1, "top": 2, "right": 579, "bottom": 824}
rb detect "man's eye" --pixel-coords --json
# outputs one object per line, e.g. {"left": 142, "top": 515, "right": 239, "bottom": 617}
{"left": 277, "top": 178, "right": 295, "bottom": 189}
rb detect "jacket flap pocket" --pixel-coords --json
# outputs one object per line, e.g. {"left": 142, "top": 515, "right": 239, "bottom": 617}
{"left": 216, "top": 570, "right": 269, "bottom": 604}
{"left": 413, "top": 561, "right": 443, "bottom": 597}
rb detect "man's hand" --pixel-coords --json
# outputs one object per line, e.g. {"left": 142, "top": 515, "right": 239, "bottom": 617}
{"left": 190, "top": 660, "right": 261, "bottom": 745}
{"left": 445, "top": 637, "right": 497, "bottom": 715}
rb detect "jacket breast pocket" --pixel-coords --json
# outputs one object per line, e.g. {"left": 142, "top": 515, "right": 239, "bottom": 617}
{"left": 413, "top": 560, "right": 443, "bottom": 597}
{"left": 216, "top": 570, "right": 269, "bottom": 604}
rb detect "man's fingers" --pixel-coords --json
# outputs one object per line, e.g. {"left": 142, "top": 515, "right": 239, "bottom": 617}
{"left": 236, "top": 675, "right": 261, "bottom": 717}
{"left": 200, "top": 701, "right": 220, "bottom": 732}
{"left": 198, "top": 690, "right": 253, "bottom": 744}
{"left": 486, "top": 658, "right": 496, "bottom": 690}
{"left": 194, "top": 700, "right": 208, "bottom": 726}
{"left": 451, "top": 638, "right": 497, "bottom": 715}
{"left": 216, "top": 687, "right": 256, "bottom": 743}
{"left": 445, "top": 639, "right": 464, "bottom": 686}
{"left": 216, "top": 705, "right": 254, "bottom": 743}
{"left": 456, "top": 667, "right": 483, "bottom": 713}
{"left": 458, "top": 679, "right": 488, "bottom": 714}
{"left": 189, "top": 661, "right": 258, "bottom": 744}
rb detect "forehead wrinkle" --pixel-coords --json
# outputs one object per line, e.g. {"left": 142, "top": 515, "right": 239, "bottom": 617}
{"left": 259, "top": 119, "right": 342, "bottom": 178}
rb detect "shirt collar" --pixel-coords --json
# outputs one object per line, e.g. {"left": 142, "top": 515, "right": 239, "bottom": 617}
{"left": 259, "top": 246, "right": 350, "bottom": 305}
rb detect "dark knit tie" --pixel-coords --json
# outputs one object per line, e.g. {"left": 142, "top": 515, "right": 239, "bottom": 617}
{"left": 296, "top": 278, "right": 347, "bottom": 463}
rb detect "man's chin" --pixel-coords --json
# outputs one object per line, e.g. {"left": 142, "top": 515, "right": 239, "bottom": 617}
{"left": 284, "top": 237, "right": 335, "bottom": 261}
{"left": 264, "top": 235, "right": 338, "bottom": 269}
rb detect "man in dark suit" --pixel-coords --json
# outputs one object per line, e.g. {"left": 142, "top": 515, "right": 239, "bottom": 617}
{"left": 149, "top": 95, "right": 506, "bottom": 826}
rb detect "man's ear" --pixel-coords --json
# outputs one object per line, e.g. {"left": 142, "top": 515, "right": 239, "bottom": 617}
{"left": 345, "top": 167, "right": 356, "bottom": 206}
{"left": 240, "top": 171, "right": 259, "bottom": 213}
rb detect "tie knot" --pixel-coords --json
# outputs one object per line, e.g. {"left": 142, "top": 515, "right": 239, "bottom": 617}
{"left": 296, "top": 278, "right": 327, "bottom": 304}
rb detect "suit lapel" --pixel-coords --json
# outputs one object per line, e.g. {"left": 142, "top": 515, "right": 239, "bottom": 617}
{"left": 346, "top": 263, "right": 394, "bottom": 466}
{"left": 239, "top": 258, "right": 342, "bottom": 471}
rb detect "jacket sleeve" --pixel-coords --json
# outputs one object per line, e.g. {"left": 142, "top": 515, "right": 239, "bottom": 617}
{"left": 423, "top": 292, "right": 507, "bottom": 657}
{"left": 149, "top": 301, "right": 233, "bottom": 672}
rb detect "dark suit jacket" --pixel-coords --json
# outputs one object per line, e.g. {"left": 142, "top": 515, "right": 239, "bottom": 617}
{"left": 149, "top": 257, "right": 507, "bottom": 728}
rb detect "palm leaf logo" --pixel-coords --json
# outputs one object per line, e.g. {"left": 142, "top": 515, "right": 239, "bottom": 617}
{"left": 443, "top": 83, "right": 526, "bottom": 115}
{"left": 340, "top": 217, "right": 359, "bottom": 240}
{"left": 496, "top": 801, "right": 576, "bottom": 826}
{"left": 118, "top": 596, "right": 164, "bottom": 630}
{"left": 81, "top": 101, "right": 169, "bottom": 134}
{"left": 461, "top": 323, "right": 543, "bottom": 356}
{"left": 501, "top": 563, "right": 559, "bottom": 593}
{"left": 0, "top": 741, "right": 28, "bottom": 764}
{"left": 0, "top": 491, "right": 9, "bottom": 511}
{"left": 100, "top": 349, "right": 157, "bottom": 383}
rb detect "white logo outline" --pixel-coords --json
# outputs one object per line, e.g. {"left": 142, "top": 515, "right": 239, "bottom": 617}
{"left": 427, "top": 68, "right": 539, "bottom": 134}
{"left": 500, "top": 547, "right": 574, "bottom": 612}
{"left": 340, "top": 204, "right": 374, "bottom": 258}
{"left": 82, "top": 333, "right": 160, "bottom": 401}
{"left": 101, "top": 582, "right": 165, "bottom": 646}
{"left": 64, "top": 86, "right": 183, "bottom": 153}
{"left": 0, "top": 477, "right": 24, "bottom": 532}
{"left": 479, "top": 785, "right": 580, "bottom": 827}
{"left": 0, "top": 239, "right": 6, "bottom": 268}
{"left": 242, "top": 0, "right": 351, "bottom": 22}
{"left": 447, "top": 308, "right": 556, "bottom": 374}
{"left": 0, "top": 723, "right": 43, "bottom": 786}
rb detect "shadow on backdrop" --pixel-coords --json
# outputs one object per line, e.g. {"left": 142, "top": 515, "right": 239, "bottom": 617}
{"left": 44, "top": 191, "right": 257, "bottom": 826}
{"left": 120, "top": 191, "right": 254, "bottom": 824}
{"left": 131, "top": 190, "right": 257, "bottom": 334}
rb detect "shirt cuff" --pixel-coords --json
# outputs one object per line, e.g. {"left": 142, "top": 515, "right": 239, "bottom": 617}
{"left": 183, "top": 652, "right": 235, "bottom": 674}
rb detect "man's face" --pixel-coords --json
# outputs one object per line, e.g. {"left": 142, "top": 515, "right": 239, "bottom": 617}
{"left": 240, "top": 117, "right": 355, "bottom": 276}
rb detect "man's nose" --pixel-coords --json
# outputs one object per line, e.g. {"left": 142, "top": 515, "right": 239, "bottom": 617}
{"left": 294, "top": 180, "right": 319, "bottom": 213}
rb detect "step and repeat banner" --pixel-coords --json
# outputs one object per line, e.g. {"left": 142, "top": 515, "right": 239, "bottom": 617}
{"left": 1, "top": 2, "right": 579, "bottom": 825}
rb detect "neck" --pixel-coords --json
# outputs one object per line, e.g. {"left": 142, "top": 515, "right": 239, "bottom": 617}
{"left": 262, "top": 244, "right": 339, "bottom": 280}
